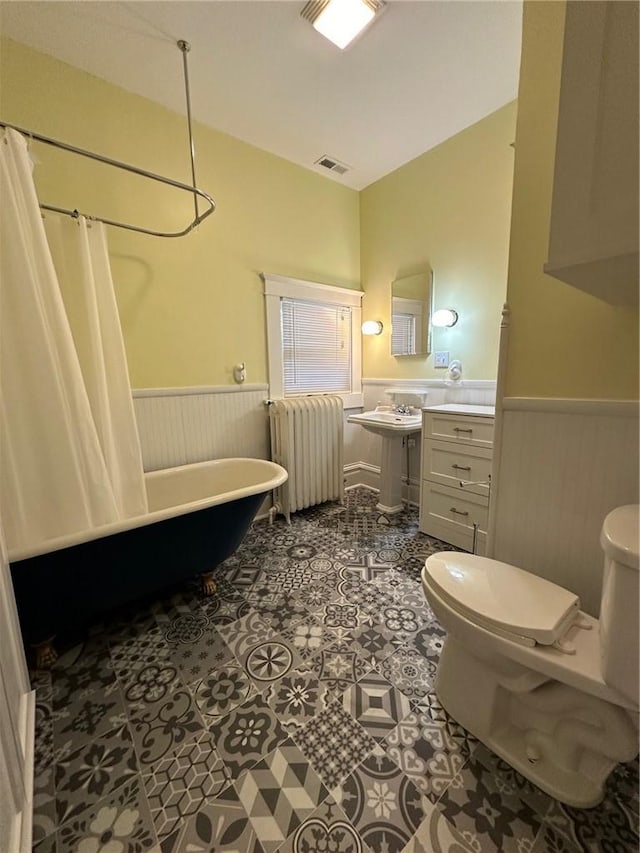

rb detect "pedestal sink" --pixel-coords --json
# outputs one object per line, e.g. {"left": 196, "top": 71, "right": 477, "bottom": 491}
{"left": 347, "top": 407, "right": 422, "bottom": 513}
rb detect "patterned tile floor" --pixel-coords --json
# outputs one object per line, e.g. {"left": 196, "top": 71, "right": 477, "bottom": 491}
{"left": 31, "top": 488, "right": 638, "bottom": 853}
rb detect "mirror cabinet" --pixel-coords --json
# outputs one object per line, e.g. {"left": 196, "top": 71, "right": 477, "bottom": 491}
{"left": 391, "top": 271, "right": 432, "bottom": 357}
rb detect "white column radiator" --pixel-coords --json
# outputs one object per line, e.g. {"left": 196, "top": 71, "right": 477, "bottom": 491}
{"left": 268, "top": 396, "right": 344, "bottom": 522}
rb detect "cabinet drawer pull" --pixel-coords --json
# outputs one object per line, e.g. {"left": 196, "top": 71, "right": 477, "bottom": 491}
{"left": 453, "top": 427, "right": 473, "bottom": 434}
{"left": 450, "top": 507, "right": 470, "bottom": 516}
{"left": 451, "top": 464, "right": 471, "bottom": 472}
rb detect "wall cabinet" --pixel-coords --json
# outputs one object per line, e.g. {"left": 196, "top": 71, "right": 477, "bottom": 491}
{"left": 544, "top": 1, "right": 639, "bottom": 302}
{"left": 420, "top": 407, "right": 494, "bottom": 554}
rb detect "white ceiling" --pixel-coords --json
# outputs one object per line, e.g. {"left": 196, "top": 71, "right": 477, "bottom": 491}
{"left": 0, "top": 1, "right": 522, "bottom": 190}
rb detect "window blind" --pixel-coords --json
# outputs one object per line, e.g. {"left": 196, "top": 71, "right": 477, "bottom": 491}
{"left": 392, "top": 312, "right": 416, "bottom": 355}
{"left": 282, "top": 297, "right": 352, "bottom": 395}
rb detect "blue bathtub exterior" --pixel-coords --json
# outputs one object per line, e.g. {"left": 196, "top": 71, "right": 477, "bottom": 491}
{"left": 10, "top": 490, "right": 264, "bottom": 647}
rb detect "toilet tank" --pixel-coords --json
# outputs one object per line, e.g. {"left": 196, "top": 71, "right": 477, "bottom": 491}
{"left": 599, "top": 505, "right": 639, "bottom": 706}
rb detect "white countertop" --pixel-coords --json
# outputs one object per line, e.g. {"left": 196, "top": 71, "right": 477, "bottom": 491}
{"left": 423, "top": 403, "right": 495, "bottom": 417}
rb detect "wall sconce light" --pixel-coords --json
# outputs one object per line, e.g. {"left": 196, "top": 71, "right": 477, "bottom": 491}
{"left": 362, "top": 320, "right": 383, "bottom": 336}
{"left": 432, "top": 309, "right": 458, "bottom": 328}
{"left": 301, "top": 0, "right": 384, "bottom": 50}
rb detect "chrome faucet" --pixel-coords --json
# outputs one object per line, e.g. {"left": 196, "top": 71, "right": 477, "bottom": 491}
{"left": 393, "top": 404, "right": 413, "bottom": 415}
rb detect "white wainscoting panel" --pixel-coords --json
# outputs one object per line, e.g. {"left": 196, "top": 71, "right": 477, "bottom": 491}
{"left": 361, "top": 378, "right": 497, "bottom": 409}
{"left": 491, "top": 399, "right": 639, "bottom": 616}
{"left": 133, "top": 385, "right": 269, "bottom": 472}
{"left": 132, "top": 395, "right": 188, "bottom": 471}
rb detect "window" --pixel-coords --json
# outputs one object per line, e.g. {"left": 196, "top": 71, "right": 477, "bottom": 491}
{"left": 282, "top": 298, "right": 351, "bottom": 394}
{"left": 264, "top": 273, "right": 363, "bottom": 408}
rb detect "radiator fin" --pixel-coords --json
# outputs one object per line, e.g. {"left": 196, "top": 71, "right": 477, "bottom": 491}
{"left": 269, "top": 396, "right": 344, "bottom": 521}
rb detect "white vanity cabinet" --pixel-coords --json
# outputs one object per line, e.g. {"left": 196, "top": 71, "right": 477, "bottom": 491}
{"left": 419, "top": 405, "right": 495, "bottom": 554}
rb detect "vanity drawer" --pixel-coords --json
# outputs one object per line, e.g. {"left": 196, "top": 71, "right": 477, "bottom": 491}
{"left": 424, "top": 413, "right": 494, "bottom": 449}
{"left": 423, "top": 440, "right": 492, "bottom": 497}
{"left": 419, "top": 481, "right": 488, "bottom": 554}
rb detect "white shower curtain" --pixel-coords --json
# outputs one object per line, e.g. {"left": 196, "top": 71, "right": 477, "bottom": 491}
{"left": 0, "top": 128, "right": 147, "bottom": 554}
{"left": 45, "top": 213, "right": 148, "bottom": 520}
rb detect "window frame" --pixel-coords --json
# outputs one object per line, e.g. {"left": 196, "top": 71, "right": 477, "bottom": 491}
{"left": 263, "top": 273, "right": 364, "bottom": 409}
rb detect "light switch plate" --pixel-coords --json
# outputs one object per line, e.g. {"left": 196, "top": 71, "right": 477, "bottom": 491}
{"left": 434, "top": 351, "right": 450, "bottom": 368}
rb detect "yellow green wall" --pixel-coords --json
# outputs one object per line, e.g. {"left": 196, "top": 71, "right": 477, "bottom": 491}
{"left": 360, "top": 102, "right": 517, "bottom": 380}
{"left": 505, "top": 1, "right": 639, "bottom": 399}
{"left": 0, "top": 38, "right": 360, "bottom": 388}
{"left": 1, "top": 37, "right": 519, "bottom": 390}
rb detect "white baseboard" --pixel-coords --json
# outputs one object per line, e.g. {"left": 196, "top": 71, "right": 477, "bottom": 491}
{"left": 344, "top": 463, "right": 420, "bottom": 506}
{"left": 345, "top": 482, "right": 379, "bottom": 494}
{"left": 344, "top": 461, "right": 379, "bottom": 492}
{"left": 254, "top": 464, "right": 421, "bottom": 523}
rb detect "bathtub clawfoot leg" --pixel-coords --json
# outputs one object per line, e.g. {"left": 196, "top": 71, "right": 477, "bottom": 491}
{"left": 201, "top": 572, "right": 217, "bottom": 596}
{"left": 33, "top": 637, "right": 58, "bottom": 670}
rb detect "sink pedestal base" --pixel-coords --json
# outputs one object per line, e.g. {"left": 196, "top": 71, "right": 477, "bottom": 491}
{"left": 346, "top": 409, "right": 422, "bottom": 515}
{"left": 376, "top": 434, "right": 406, "bottom": 514}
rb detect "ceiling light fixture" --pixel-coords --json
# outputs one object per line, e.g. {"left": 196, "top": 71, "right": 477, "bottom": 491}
{"left": 302, "top": 0, "right": 384, "bottom": 50}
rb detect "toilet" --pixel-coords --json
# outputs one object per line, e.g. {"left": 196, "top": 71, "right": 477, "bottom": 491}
{"left": 422, "top": 504, "right": 639, "bottom": 808}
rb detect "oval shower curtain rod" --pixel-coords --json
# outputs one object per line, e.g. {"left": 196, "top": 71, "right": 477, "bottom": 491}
{"left": 0, "top": 40, "right": 215, "bottom": 238}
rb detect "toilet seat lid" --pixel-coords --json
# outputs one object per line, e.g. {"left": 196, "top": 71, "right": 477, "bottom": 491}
{"left": 424, "top": 552, "right": 580, "bottom": 645}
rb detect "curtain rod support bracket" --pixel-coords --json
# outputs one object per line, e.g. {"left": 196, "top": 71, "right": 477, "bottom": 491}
{"left": 0, "top": 40, "right": 215, "bottom": 237}
{"left": 177, "top": 38, "right": 199, "bottom": 223}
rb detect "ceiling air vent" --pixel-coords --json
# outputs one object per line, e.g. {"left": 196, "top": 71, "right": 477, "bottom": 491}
{"left": 315, "top": 155, "right": 351, "bottom": 175}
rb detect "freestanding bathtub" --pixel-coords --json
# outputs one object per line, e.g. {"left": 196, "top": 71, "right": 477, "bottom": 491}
{"left": 9, "top": 458, "right": 287, "bottom": 664}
